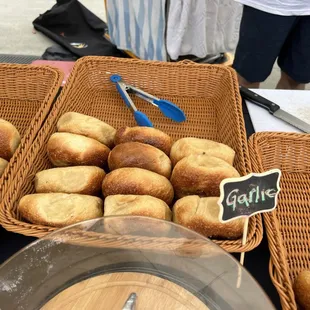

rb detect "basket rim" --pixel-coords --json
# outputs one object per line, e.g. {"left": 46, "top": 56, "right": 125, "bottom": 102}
{"left": 0, "top": 57, "right": 262, "bottom": 253}
{"left": 0, "top": 64, "right": 64, "bottom": 202}
{"left": 248, "top": 131, "right": 310, "bottom": 310}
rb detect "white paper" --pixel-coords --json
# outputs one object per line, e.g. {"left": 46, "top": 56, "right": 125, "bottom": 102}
{"left": 246, "top": 89, "right": 310, "bottom": 133}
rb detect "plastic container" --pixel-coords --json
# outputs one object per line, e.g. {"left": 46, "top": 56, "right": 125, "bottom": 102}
{"left": 0, "top": 216, "right": 274, "bottom": 310}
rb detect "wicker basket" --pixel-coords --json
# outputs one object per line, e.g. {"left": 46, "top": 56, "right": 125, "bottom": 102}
{"left": 0, "top": 57, "right": 262, "bottom": 252}
{"left": 248, "top": 132, "right": 310, "bottom": 310}
{"left": 0, "top": 64, "right": 63, "bottom": 202}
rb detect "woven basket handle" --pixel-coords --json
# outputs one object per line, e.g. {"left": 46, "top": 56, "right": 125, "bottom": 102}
{"left": 269, "top": 259, "right": 297, "bottom": 309}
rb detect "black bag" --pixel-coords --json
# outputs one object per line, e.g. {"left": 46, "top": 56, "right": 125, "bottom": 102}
{"left": 33, "top": 0, "right": 126, "bottom": 58}
{"left": 42, "top": 45, "right": 78, "bottom": 61}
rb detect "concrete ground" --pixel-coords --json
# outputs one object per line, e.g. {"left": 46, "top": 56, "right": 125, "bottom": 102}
{"left": 0, "top": 0, "right": 107, "bottom": 56}
{"left": 0, "top": 0, "right": 309, "bottom": 90}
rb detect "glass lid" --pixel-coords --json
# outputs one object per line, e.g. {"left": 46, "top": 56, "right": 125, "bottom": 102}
{"left": 0, "top": 216, "right": 274, "bottom": 310}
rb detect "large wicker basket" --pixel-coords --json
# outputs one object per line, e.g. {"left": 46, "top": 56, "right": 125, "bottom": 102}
{"left": 0, "top": 64, "right": 63, "bottom": 202}
{"left": 0, "top": 57, "right": 262, "bottom": 252}
{"left": 248, "top": 132, "right": 310, "bottom": 310}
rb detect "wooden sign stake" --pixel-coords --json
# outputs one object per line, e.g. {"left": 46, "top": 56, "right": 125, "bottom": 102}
{"left": 240, "top": 217, "right": 249, "bottom": 266}
{"left": 237, "top": 217, "right": 249, "bottom": 288}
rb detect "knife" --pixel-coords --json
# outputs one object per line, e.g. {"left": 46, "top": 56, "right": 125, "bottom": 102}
{"left": 240, "top": 86, "right": 310, "bottom": 133}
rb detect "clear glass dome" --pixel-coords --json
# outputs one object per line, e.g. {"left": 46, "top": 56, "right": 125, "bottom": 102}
{"left": 0, "top": 216, "right": 274, "bottom": 310}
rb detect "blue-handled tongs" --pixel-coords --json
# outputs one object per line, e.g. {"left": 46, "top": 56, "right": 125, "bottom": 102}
{"left": 110, "top": 74, "right": 186, "bottom": 127}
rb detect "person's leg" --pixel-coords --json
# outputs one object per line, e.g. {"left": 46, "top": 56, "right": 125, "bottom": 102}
{"left": 237, "top": 75, "right": 260, "bottom": 89}
{"left": 233, "top": 6, "right": 297, "bottom": 88}
{"left": 277, "top": 16, "right": 310, "bottom": 90}
{"left": 276, "top": 71, "right": 306, "bottom": 90}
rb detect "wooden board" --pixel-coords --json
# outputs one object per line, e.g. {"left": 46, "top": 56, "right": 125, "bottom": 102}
{"left": 42, "top": 272, "right": 209, "bottom": 310}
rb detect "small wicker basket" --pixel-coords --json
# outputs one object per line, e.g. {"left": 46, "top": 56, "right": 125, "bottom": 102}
{"left": 249, "top": 132, "right": 310, "bottom": 310}
{"left": 0, "top": 64, "right": 63, "bottom": 202}
{"left": 0, "top": 57, "right": 263, "bottom": 252}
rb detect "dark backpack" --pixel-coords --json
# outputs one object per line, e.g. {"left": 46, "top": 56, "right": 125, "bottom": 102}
{"left": 33, "top": 0, "right": 126, "bottom": 58}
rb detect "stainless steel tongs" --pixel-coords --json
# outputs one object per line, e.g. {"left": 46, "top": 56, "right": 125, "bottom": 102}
{"left": 110, "top": 74, "right": 186, "bottom": 127}
{"left": 122, "top": 293, "right": 137, "bottom": 310}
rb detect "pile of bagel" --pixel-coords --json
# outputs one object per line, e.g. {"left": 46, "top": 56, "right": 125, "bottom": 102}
{"left": 19, "top": 112, "right": 244, "bottom": 239}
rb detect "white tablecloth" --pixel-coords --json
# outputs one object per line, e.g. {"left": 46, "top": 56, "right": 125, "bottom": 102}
{"left": 246, "top": 89, "right": 310, "bottom": 133}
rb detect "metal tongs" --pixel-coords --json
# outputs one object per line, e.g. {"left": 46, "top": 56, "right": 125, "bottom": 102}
{"left": 110, "top": 74, "right": 186, "bottom": 127}
{"left": 122, "top": 293, "right": 137, "bottom": 310}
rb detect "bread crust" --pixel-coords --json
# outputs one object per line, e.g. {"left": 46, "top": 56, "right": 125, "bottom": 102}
{"left": 294, "top": 270, "right": 310, "bottom": 310}
{"left": 47, "top": 132, "right": 110, "bottom": 167}
{"left": 18, "top": 193, "right": 103, "bottom": 227}
{"left": 0, "top": 157, "right": 8, "bottom": 177}
{"left": 0, "top": 119, "right": 21, "bottom": 160}
{"left": 102, "top": 167, "right": 174, "bottom": 205}
{"left": 171, "top": 155, "right": 240, "bottom": 198}
{"left": 104, "top": 195, "right": 172, "bottom": 220}
{"left": 35, "top": 166, "right": 105, "bottom": 195}
{"left": 173, "top": 196, "right": 244, "bottom": 239}
{"left": 114, "top": 126, "right": 172, "bottom": 155}
{"left": 57, "top": 112, "right": 116, "bottom": 148}
{"left": 170, "top": 137, "right": 235, "bottom": 166}
{"left": 108, "top": 142, "right": 172, "bottom": 178}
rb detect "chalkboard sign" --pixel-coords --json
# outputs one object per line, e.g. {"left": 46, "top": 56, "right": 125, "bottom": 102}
{"left": 218, "top": 169, "right": 281, "bottom": 223}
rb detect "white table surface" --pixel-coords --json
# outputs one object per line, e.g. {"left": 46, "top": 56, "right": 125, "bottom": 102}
{"left": 245, "top": 89, "right": 310, "bottom": 133}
